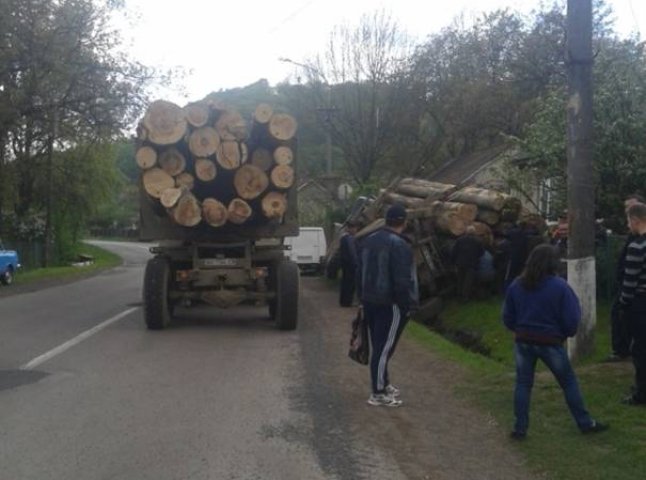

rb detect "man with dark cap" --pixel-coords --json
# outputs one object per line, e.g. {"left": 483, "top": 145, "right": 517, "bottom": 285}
{"left": 357, "top": 204, "right": 419, "bottom": 407}
{"left": 339, "top": 221, "right": 359, "bottom": 307}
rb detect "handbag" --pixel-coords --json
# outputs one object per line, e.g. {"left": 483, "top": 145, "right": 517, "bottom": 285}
{"left": 348, "top": 306, "right": 370, "bottom": 365}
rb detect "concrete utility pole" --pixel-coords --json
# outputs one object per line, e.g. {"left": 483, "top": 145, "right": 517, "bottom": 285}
{"left": 566, "top": 0, "right": 596, "bottom": 360}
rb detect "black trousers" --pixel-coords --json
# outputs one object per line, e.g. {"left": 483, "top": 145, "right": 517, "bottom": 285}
{"left": 456, "top": 267, "right": 476, "bottom": 300}
{"left": 611, "top": 297, "right": 632, "bottom": 357}
{"left": 339, "top": 268, "right": 356, "bottom": 307}
{"left": 626, "top": 297, "right": 646, "bottom": 401}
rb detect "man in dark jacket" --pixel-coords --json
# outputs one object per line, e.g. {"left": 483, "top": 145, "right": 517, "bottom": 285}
{"left": 608, "top": 194, "right": 645, "bottom": 361}
{"left": 357, "top": 204, "right": 419, "bottom": 407}
{"left": 451, "top": 226, "right": 484, "bottom": 300}
{"left": 339, "top": 221, "right": 359, "bottom": 307}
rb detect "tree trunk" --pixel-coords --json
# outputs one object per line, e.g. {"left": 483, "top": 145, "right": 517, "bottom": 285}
{"left": 476, "top": 208, "right": 501, "bottom": 226}
{"left": 175, "top": 172, "right": 195, "bottom": 190}
{"left": 234, "top": 165, "right": 269, "bottom": 200}
{"left": 172, "top": 192, "right": 202, "bottom": 227}
{"left": 142, "top": 100, "right": 188, "bottom": 146}
{"left": 268, "top": 113, "right": 297, "bottom": 141}
{"left": 184, "top": 102, "right": 210, "bottom": 128}
{"left": 158, "top": 147, "right": 186, "bottom": 176}
{"left": 270, "top": 165, "right": 295, "bottom": 190}
{"left": 143, "top": 167, "right": 175, "bottom": 198}
{"left": 215, "top": 110, "right": 247, "bottom": 141}
{"left": 228, "top": 198, "right": 252, "bottom": 224}
{"left": 383, "top": 191, "right": 425, "bottom": 209}
{"left": 195, "top": 158, "right": 217, "bottom": 182}
{"left": 253, "top": 103, "right": 273, "bottom": 124}
{"left": 262, "top": 192, "right": 288, "bottom": 219}
{"left": 216, "top": 140, "right": 243, "bottom": 170}
{"left": 188, "top": 126, "right": 220, "bottom": 158}
{"left": 251, "top": 148, "right": 273, "bottom": 171}
{"left": 396, "top": 178, "right": 455, "bottom": 198}
{"left": 273, "top": 145, "right": 293, "bottom": 165}
{"left": 202, "top": 198, "right": 228, "bottom": 227}
{"left": 449, "top": 187, "right": 507, "bottom": 211}
{"left": 135, "top": 146, "right": 157, "bottom": 169}
{"left": 160, "top": 187, "right": 183, "bottom": 208}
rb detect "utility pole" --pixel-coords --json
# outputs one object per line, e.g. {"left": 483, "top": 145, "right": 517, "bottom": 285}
{"left": 566, "top": 0, "right": 596, "bottom": 360}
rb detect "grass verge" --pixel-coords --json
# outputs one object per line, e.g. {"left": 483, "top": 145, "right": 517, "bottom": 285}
{"left": 406, "top": 298, "right": 644, "bottom": 480}
{"left": 13, "top": 242, "right": 122, "bottom": 285}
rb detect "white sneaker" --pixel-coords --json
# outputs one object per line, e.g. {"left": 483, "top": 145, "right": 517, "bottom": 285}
{"left": 385, "top": 384, "right": 400, "bottom": 397}
{"left": 367, "top": 393, "right": 403, "bottom": 407}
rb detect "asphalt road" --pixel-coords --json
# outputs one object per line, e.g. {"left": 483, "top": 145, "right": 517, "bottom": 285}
{"left": 0, "top": 241, "right": 536, "bottom": 480}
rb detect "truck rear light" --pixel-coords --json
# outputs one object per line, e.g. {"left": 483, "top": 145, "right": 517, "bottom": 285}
{"left": 254, "top": 267, "right": 268, "bottom": 278}
{"left": 176, "top": 270, "right": 191, "bottom": 282}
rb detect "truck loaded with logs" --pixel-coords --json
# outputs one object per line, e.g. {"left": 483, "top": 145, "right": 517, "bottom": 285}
{"left": 136, "top": 97, "right": 300, "bottom": 330}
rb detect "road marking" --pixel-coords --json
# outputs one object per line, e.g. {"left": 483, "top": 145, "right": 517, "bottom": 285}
{"left": 20, "top": 307, "right": 140, "bottom": 371}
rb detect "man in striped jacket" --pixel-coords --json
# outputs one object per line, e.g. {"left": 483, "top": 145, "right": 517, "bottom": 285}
{"left": 620, "top": 203, "right": 646, "bottom": 405}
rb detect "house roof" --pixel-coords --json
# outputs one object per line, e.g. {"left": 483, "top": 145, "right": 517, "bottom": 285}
{"left": 429, "top": 144, "right": 511, "bottom": 186}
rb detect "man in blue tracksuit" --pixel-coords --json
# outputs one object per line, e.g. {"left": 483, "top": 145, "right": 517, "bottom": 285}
{"left": 357, "top": 204, "right": 418, "bottom": 407}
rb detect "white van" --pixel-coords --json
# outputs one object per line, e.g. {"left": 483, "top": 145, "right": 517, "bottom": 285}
{"left": 283, "top": 227, "right": 327, "bottom": 274}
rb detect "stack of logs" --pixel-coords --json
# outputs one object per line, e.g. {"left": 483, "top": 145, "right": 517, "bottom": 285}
{"left": 136, "top": 98, "right": 297, "bottom": 228}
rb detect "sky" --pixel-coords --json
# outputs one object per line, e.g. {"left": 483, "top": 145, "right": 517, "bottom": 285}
{"left": 113, "top": 0, "right": 646, "bottom": 104}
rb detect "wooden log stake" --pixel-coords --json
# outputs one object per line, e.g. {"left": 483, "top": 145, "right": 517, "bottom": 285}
{"left": 172, "top": 192, "right": 202, "bottom": 227}
{"left": 142, "top": 100, "right": 188, "bottom": 146}
{"left": 268, "top": 113, "right": 297, "bottom": 141}
{"left": 228, "top": 198, "right": 252, "bottom": 224}
{"left": 234, "top": 165, "right": 269, "bottom": 200}
{"left": 273, "top": 145, "right": 294, "bottom": 166}
{"left": 251, "top": 148, "right": 273, "bottom": 171}
{"left": 135, "top": 146, "right": 157, "bottom": 170}
{"left": 270, "top": 165, "right": 295, "bottom": 190}
{"left": 158, "top": 147, "right": 186, "bottom": 176}
{"left": 184, "top": 102, "right": 210, "bottom": 128}
{"left": 216, "top": 140, "right": 243, "bottom": 170}
{"left": 253, "top": 103, "right": 273, "bottom": 124}
{"left": 188, "top": 126, "right": 220, "bottom": 158}
{"left": 195, "top": 158, "right": 217, "bottom": 182}
{"left": 160, "top": 187, "right": 183, "bottom": 208}
{"left": 449, "top": 187, "right": 507, "bottom": 211}
{"left": 142, "top": 167, "right": 175, "bottom": 199}
{"left": 261, "top": 192, "right": 287, "bottom": 219}
{"left": 202, "top": 198, "right": 228, "bottom": 227}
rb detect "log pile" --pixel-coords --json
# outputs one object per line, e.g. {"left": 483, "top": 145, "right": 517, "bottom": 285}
{"left": 136, "top": 99, "right": 297, "bottom": 228}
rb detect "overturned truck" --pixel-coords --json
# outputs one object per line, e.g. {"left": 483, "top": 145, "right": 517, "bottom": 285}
{"left": 136, "top": 98, "right": 300, "bottom": 330}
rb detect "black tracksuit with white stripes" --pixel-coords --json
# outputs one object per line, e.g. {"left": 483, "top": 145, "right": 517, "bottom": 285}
{"left": 620, "top": 233, "right": 646, "bottom": 401}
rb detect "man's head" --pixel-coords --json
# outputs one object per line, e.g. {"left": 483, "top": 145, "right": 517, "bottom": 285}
{"left": 627, "top": 203, "right": 646, "bottom": 234}
{"left": 624, "top": 193, "right": 645, "bottom": 211}
{"left": 385, "top": 204, "right": 407, "bottom": 232}
{"left": 345, "top": 220, "right": 359, "bottom": 234}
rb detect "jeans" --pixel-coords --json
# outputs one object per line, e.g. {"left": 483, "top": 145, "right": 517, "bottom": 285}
{"left": 611, "top": 297, "right": 632, "bottom": 357}
{"left": 626, "top": 296, "right": 646, "bottom": 401}
{"left": 513, "top": 342, "right": 593, "bottom": 433}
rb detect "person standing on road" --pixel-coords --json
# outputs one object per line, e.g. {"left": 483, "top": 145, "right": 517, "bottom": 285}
{"left": 339, "top": 221, "right": 359, "bottom": 307}
{"left": 607, "top": 194, "right": 645, "bottom": 362}
{"left": 619, "top": 203, "right": 646, "bottom": 405}
{"left": 357, "top": 204, "right": 418, "bottom": 407}
{"left": 503, "top": 244, "right": 608, "bottom": 439}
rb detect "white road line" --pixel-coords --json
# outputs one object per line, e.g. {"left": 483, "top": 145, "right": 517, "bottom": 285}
{"left": 20, "top": 307, "right": 140, "bottom": 371}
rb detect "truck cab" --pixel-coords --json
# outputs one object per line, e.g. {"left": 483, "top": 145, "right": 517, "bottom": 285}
{"left": 0, "top": 240, "right": 20, "bottom": 285}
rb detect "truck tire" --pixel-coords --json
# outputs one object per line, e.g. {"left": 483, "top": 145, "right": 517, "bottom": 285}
{"left": 275, "top": 260, "right": 299, "bottom": 330}
{"left": 1, "top": 267, "right": 14, "bottom": 286}
{"left": 143, "top": 256, "right": 172, "bottom": 330}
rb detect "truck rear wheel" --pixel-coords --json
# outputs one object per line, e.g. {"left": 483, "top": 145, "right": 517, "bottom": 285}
{"left": 275, "top": 260, "right": 299, "bottom": 330}
{"left": 143, "top": 256, "right": 172, "bottom": 330}
{"left": 1, "top": 267, "right": 14, "bottom": 286}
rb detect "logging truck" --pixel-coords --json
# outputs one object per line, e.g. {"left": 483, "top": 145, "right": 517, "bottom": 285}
{"left": 136, "top": 99, "right": 300, "bottom": 330}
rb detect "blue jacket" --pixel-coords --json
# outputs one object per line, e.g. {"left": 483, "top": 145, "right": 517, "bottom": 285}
{"left": 503, "top": 275, "right": 580, "bottom": 343}
{"left": 357, "top": 228, "right": 419, "bottom": 312}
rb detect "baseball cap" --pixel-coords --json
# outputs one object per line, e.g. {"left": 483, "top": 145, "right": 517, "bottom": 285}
{"left": 385, "top": 204, "right": 407, "bottom": 222}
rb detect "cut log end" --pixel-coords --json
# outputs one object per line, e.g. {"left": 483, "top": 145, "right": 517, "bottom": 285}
{"left": 135, "top": 146, "right": 157, "bottom": 169}
{"left": 216, "top": 140, "right": 243, "bottom": 170}
{"left": 175, "top": 172, "right": 195, "bottom": 190}
{"left": 253, "top": 103, "right": 274, "bottom": 124}
{"left": 160, "top": 187, "right": 183, "bottom": 208}
{"left": 228, "top": 198, "right": 252, "bottom": 224}
{"left": 215, "top": 110, "right": 247, "bottom": 141}
{"left": 172, "top": 193, "right": 202, "bottom": 227}
{"left": 262, "top": 192, "right": 287, "bottom": 219}
{"left": 202, "top": 198, "right": 228, "bottom": 227}
{"left": 268, "top": 113, "right": 297, "bottom": 141}
{"left": 158, "top": 147, "right": 186, "bottom": 177}
{"left": 251, "top": 148, "right": 273, "bottom": 171}
{"left": 195, "top": 158, "right": 217, "bottom": 182}
{"left": 143, "top": 167, "right": 175, "bottom": 199}
{"left": 273, "top": 146, "right": 293, "bottom": 165}
{"left": 188, "top": 126, "right": 220, "bottom": 158}
{"left": 143, "top": 100, "right": 188, "bottom": 146}
{"left": 234, "top": 165, "right": 269, "bottom": 200}
{"left": 270, "top": 165, "right": 295, "bottom": 190}
{"left": 184, "top": 102, "right": 210, "bottom": 128}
